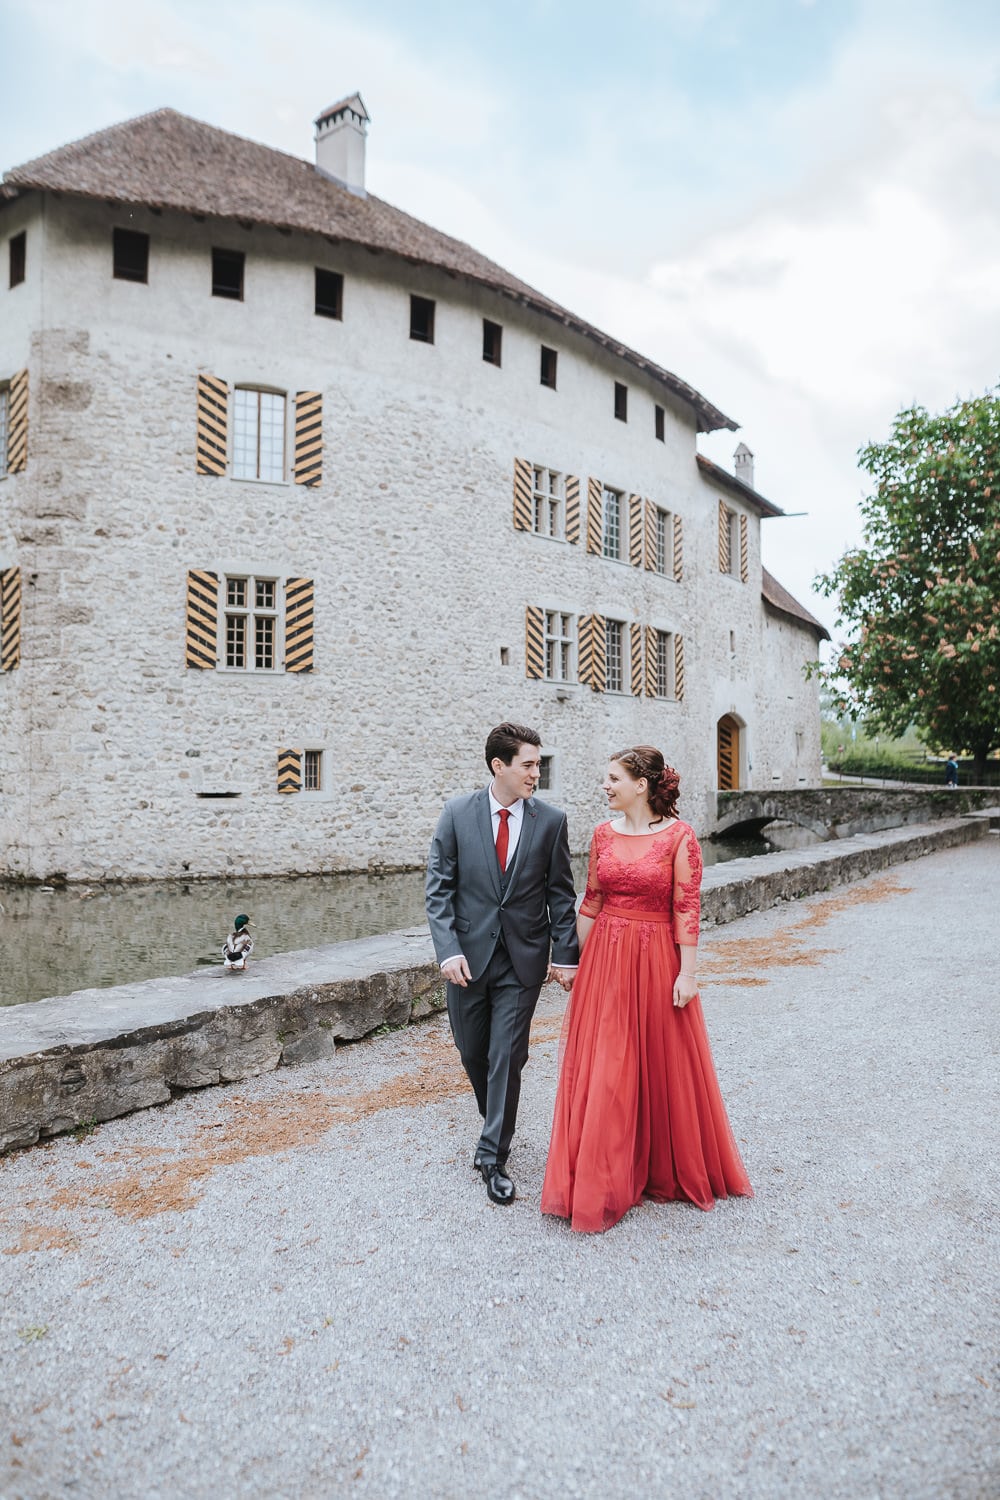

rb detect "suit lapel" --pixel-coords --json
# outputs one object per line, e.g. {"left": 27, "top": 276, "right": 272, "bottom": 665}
{"left": 501, "top": 798, "right": 537, "bottom": 906}
{"left": 476, "top": 788, "right": 503, "bottom": 902}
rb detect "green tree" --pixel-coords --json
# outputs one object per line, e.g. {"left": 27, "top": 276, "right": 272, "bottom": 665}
{"left": 818, "top": 387, "right": 1000, "bottom": 782}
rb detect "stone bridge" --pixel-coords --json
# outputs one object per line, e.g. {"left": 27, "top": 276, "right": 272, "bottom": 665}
{"left": 713, "top": 786, "right": 999, "bottom": 841}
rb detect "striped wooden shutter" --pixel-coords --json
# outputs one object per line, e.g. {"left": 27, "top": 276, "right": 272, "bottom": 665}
{"left": 586, "top": 478, "right": 602, "bottom": 554}
{"left": 513, "top": 458, "right": 532, "bottom": 531}
{"left": 643, "top": 500, "right": 656, "bottom": 570}
{"left": 294, "top": 391, "right": 323, "bottom": 486}
{"left": 525, "top": 605, "right": 544, "bottom": 679}
{"left": 644, "top": 625, "right": 657, "bottom": 697}
{"left": 196, "top": 374, "right": 228, "bottom": 475}
{"left": 578, "top": 613, "right": 606, "bottom": 692}
{"left": 565, "top": 475, "right": 580, "bottom": 544}
{"left": 284, "top": 578, "right": 314, "bottom": 672}
{"left": 630, "top": 622, "right": 643, "bottom": 695}
{"left": 278, "top": 749, "right": 302, "bottom": 794}
{"left": 717, "top": 718, "right": 737, "bottom": 790}
{"left": 673, "top": 514, "right": 684, "bottom": 582}
{"left": 739, "top": 513, "right": 749, "bottom": 582}
{"left": 628, "top": 494, "right": 643, "bottom": 567}
{"left": 674, "top": 634, "right": 685, "bottom": 701}
{"left": 1, "top": 566, "right": 21, "bottom": 671}
{"left": 185, "top": 569, "right": 219, "bottom": 669}
{"left": 718, "top": 501, "right": 731, "bottom": 573}
{"left": 7, "top": 370, "right": 28, "bottom": 474}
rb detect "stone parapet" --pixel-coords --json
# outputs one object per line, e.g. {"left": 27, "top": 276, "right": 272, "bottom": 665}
{"left": 0, "top": 817, "right": 988, "bottom": 1153}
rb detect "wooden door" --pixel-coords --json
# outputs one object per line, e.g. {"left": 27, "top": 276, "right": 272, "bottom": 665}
{"left": 717, "top": 715, "right": 740, "bottom": 790}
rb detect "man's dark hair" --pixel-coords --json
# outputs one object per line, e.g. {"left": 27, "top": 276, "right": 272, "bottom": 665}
{"left": 485, "top": 721, "right": 541, "bottom": 771}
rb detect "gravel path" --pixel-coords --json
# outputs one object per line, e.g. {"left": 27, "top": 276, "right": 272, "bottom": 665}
{"left": 1, "top": 841, "right": 997, "bottom": 1500}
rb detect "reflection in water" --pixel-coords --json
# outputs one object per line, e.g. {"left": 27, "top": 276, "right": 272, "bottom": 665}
{"left": 0, "top": 828, "right": 814, "bottom": 1007}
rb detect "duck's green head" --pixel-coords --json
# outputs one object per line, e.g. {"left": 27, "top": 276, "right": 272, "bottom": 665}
{"left": 234, "top": 913, "right": 251, "bottom": 931}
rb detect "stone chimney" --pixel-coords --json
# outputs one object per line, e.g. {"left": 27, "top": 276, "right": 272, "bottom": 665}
{"left": 734, "top": 442, "right": 754, "bottom": 490}
{"left": 314, "top": 93, "right": 370, "bottom": 196}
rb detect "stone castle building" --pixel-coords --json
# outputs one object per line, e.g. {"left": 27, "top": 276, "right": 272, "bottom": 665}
{"left": 0, "top": 98, "right": 828, "bottom": 881}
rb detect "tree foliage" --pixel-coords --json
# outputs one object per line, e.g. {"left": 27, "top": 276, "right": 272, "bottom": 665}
{"left": 818, "top": 387, "right": 1000, "bottom": 779}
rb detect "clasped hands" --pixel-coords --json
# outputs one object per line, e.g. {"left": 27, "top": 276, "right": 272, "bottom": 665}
{"left": 440, "top": 956, "right": 575, "bottom": 992}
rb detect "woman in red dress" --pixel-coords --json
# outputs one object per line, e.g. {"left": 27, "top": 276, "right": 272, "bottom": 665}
{"left": 541, "top": 746, "right": 752, "bottom": 1233}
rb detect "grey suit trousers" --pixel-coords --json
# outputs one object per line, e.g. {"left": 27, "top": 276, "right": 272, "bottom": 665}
{"left": 446, "top": 936, "right": 542, "bottom": 1167}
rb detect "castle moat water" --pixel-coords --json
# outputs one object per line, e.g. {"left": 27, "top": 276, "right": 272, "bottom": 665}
{"left": 0, "top": 828, "right": 821, "bottom": 1006}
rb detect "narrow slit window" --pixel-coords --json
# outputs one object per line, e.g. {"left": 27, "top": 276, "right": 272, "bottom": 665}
{"left": 538, "top": 754, "right": 553, "bottom": 791}
{"left": 540, "top": 345, "right": 558, "bottom": 389}
{"left": 315, "top": 268, "right": 343, "bottom": 319}
{"left": 9, "top": 232, "right": 26, "bottom": 289}
{"left": 113, "top": 228, "right": 149, "bottom": 283}
{"left": 483, "top": 319, "right": 503, "bottom": 366}
{"left": 655, "top": 404, "right": 665, "bottom": 442}
{"left": 410, "top": 295, "right": 435, "bottom": 343}
{"left": 654, "top": 508, "right": 670, "bottom": 574}
{"left": 212, "top": 248, "right": 245, "bottom": 300}
{"left": 605, "top": 620, "right": 624, "bottom": 693}
{"left": 614, "top": 382, "right": 628, "bottom": 422}
{"left": 655, "top": 630, "right": 673, "bottom": 698}
{"left": 602, "top": 486, "right": 623, "bottom": 561}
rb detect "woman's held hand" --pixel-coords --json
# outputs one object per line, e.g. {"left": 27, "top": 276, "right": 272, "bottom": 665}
{"left": 673, "top": 974, "right": 700, "bottom": 1009}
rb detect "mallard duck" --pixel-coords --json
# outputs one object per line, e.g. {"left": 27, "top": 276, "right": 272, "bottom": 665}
{"left": 222, "top": 913, "right": 254, "bottom": 972}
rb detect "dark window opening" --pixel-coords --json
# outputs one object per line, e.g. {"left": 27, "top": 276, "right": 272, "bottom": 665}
{"left": 410, "top": 294, "right": 435, "bottom": 343}
{"left": 196, "top": 791, "right": 242, "bottom": 799}
{"left": 540, "top": 345, "right": 558, "bottom": 389}
{"left": 212, "top": 248, "right": 245, "bottom": 300}
{"left": 113, "top": 228, "right": 149, "bottom": 284}
{"left": 9, "top": 232, "right": 26, "bottom": 289}
{"left": 315, "top": 267, "right": 343, "bottom": 319}
{"left": 538, "top": 755, "right": 553, "bottom": 791}
{"left": 614, "top": 382, "right": 628, "bottom": 422}
{"left": 655, "top": 404, "right": 665, "bottom": 442}
{"left": 483, "top": 318, "right": 503, "bottom": 366}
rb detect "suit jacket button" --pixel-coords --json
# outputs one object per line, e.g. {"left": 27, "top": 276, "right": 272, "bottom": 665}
{"left": 490, "top": 931, "right": 496, "bottom": 938}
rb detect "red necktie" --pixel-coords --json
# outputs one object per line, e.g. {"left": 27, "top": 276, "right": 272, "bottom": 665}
{"left": 496, "top": 808, "right": 511, "bottom": 872}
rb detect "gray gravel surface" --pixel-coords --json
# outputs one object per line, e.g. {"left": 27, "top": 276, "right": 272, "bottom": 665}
{"left": 1, "top": 841, "right": 997, "bottom": 1500}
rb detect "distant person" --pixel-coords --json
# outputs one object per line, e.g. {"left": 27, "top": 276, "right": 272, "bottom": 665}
{"left": 945, "top": 755, "right": 959, "bottom": 789}
{"left": 425, "top": 722, "right": 579, "bottom": 1207}
{"left": 541, "top": 745, "right": 752, "bottom": 1234}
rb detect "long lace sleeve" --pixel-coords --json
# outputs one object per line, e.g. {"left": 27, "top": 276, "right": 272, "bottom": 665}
{"left": 672, "top": 824, "right": 703, "bottom": 945}
{"left": 578, "top": 828, "right": 606, "bottom": 918}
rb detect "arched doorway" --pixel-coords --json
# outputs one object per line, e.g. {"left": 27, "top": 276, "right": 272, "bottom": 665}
{"left": 717, "top": 715, "right": 741, "bottom": 790}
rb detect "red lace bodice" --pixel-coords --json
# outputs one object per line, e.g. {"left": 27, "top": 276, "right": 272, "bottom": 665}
{"left": 579, "top": 820, "right": 703, "bottom": 944}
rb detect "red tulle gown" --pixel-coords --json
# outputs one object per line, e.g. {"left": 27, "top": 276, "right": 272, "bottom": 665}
{"left": 541, "top": 820, "right": 752, "bottom": 1233}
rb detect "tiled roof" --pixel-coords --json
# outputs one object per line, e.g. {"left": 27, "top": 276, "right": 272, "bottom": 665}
{"left": 696, "top": 453, "right": 784, "bottom": 518}
{"left": 3, "top": 108, "right": 737, "bottom": 434}
{"left": 761, "top": 567, "right": 830, "bottom": 640}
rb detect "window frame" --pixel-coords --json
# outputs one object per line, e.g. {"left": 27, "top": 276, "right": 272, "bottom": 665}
{"left": 654, "top": 506, "right": 671, "bottom": 576}
{"left": 9, "top": 232, "right": 26, "bottom": 289}
{"left": 604, "top": 618, "right": 625, "bottom": 694}
{"left": 654, "top": 404, "right": 665, "bottom": 442}
{"left": 220, "top": 573, "right": 282, "bottom": 673}
{"left": 315, "top": 267, "right": 344, "bottom": 320}
{"left": 532, "top": 466, "right": 564, "bottom": 540}
{"left": 614, "top": 382, "right": 628, "bottom": 422}
{"left": 543, "top": 609, "right": 575, "bottom": 683}
{"left": 720, "top": 503, "right": 741, "bottom": 578}
{"left": 654, "top": 628, "right": 675, "bottom": 699}
{"left": 112, "top": 227, "right": 149, "bottom": 284}
{"left": 212, "top": 247, "right": 245, "bottom": 301}
{"left": 601, "top": 485, "right": 624, "bottom": 562}
{"left": 540, "top": 345, "right": 558, "bottom": 389}
{"left": 410, "top": 294, "right": 436, "bottom": 344}
{"left": 231, "top": 386, "right": 288, "bottom": 484}
{"left": 482, "top": 318, "right": 503, "bottom": 366}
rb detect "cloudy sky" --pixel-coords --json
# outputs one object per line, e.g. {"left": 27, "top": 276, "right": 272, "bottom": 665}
{"left": 2, "top": 0, "right": 998, "bottom": 638}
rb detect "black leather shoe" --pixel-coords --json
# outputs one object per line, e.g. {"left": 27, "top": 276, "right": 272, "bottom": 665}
{"left": 479, "top": 1162, "right": 515, "bottom": 1205}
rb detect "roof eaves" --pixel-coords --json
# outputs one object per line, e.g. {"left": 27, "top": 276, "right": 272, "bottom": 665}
{"left": 696, "top": 452, "right": 784, "bottom": 516}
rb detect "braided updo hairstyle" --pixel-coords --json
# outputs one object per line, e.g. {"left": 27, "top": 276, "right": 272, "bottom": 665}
{"left": 609, "top": 745, "right": 681, "bottom": 822}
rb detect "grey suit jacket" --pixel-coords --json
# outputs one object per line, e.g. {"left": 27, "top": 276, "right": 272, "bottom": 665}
{"left": 425, "top": 789, "right": 580, "bottom": 988}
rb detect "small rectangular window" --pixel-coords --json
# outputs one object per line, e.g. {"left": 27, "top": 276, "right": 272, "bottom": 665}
{"left": 537, "top": 754, "right": 553, "bottom": 791}
{"left": 544, "top": 610, "right": 574, "bottom": 682}
{"left": 410, "top": 295, "right": 435, "bottom": 343}
{"left": 614, "top": 382, "right": 628, "bottom": 422}
{"left": 315, "top": 268, "right": 343, "bottom": 319}
{"left": 655, "top": 404, "right": 665, "bottom": 442}
{"left": 113, "top": 228, "right": 149, "bottom": 284}
{"left": 9, "top": 232, "right": 26, "bottom": 289}
{"left": 602, "top": 486, "right": 623, "bottom": 561}
{"left": 212, "top": 248, "right": 245, "bottom": 300}
{"left": 483, "top": 319, "right": 503, "bottom": 366}
{"left": 303, "top": 749, "right": 322, "bottom": 791}
{"left": 656, "top": 630, "right": 674, "bottom": 698}
{"left": 605, "top": 620, "right": 624, "bottom": 693}
{"left": 540, "top": 345, "right": 558, "bottom": 389}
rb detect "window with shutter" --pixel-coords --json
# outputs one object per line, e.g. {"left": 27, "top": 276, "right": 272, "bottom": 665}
{"left": 278, "top": 749, "right": 302, "bottom": 793}
{"left": 565, "top": 475, "right": 580, "bottom": 545}
{"left": 739, "top": 513, "right": 749, "bottom": 582}
{"left": 673, "top": 514, "right": 684, "bottom": 582}
{"left": 629, "top": 495, "right": 643, "bottom": 567}
{"left": 284, "top": 578, "right": 314, "bottom": 672}
{"left": 7, "top": 369, "right": 27, "bottom": 474}
{"left": 196, "top": 374, "right": 229, "bottom": 476}
{"left": 586, "top": 478, "right": 602, "bottom": 554}
{"left": 524, "top": 605, "right": 544, "bottom": 679}
{"left": 630, "top": 622, "right": 643, "bottom": 695}
{"left": 294, "top": 391, "right": 323, "bottom": 486}
{"left": 674, "top": 634, "right": 685, "bottom": 701}
{"left": 185, "top": 569, "right": 219, "bottom": 669}
{"left": 1, "top": 566, "right": 21, "bottom": 671}
{"left": 578, "top": 613, "right": 607, "bottom": 692}
{"left": 513, "top": 458, "right": 532, "bottom": 531}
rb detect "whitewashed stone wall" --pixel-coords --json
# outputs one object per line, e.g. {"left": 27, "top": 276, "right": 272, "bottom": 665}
{"left": 0, "top": 193, "right": 823, "bottom": 880}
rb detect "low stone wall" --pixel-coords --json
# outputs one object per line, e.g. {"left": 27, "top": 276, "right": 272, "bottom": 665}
{"left": 0, "top": 816, "right": 989, "bottom": 1154}
{"left": 714, "top": 785, "right": 999, "bottom": 840}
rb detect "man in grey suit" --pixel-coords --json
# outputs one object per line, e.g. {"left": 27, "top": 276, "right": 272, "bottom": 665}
{"left": 426, "top": 722, "right": 579, "bottom": 1205}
